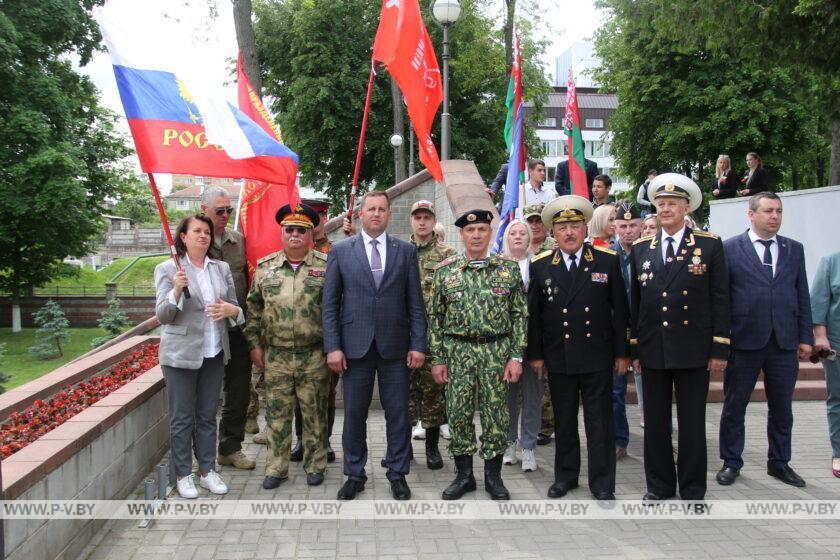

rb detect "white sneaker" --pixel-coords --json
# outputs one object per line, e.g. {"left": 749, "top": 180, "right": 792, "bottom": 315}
{"left": 199, "top": 470, "right": 228, "bottom": 495}
{"left": 440, "top": 424, "right": 451, "bottom": 440}
{"left": 521, "top": 448, "right": 537, "bottom": 472}
{"left": 412, "top": 420, "right": 426, "bottom": 440}
{"left": 503, "top": 442, "right": 518, "bottom": 465}
{"left": 177, "top": 474, "right": 198, "bottom": 499}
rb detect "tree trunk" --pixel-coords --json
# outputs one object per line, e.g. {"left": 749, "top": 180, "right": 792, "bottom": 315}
{"left": 11, "top": 301, "right": 21, "bottom": 333}
{"left": 232, "top": 0, "right": 261, "bottom": 94}
{"left": 504, "top": 0, "right": 516, "bottom": 75}
{"left": 390, "top": 77, "right": 407, "bottom": 183}
{"left": 816, "top": 155, "right": 825, "bottom": 187}
{"left": 830, "top": 114, "right": 840, "bottom": 186}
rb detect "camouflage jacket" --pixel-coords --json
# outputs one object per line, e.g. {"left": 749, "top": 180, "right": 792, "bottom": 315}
{"left": 244, "top": 249, "right": 328, "bottom": 350}
{"left": 428, "top": 253, "right": 528, "bottom": 366}
{"left": 531, "top": 236, "right": 556, "bottom": 256}
{"left": 411, "top": 235, "right": 457, "bottom": 306}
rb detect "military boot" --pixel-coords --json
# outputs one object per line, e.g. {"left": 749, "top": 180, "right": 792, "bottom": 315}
{"left": 425, "top": 427, "right": 443, "bottom": 470}
{"left": 289, "top": 439, "right": 303, "bottom": 462}
{"left": 484, "top": 455, "right": 510, "bottom": 500}
{"left": 442, "top": 455, "right": 476, "bottom": 500}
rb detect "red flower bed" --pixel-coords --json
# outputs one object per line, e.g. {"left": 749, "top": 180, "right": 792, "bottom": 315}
{"left": 0, "top": 342, "right": 159, "bottom": 459}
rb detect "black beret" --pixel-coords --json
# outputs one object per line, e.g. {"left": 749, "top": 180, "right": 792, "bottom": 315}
{"left": 454, "top": 209, "right": 493, "bottom": 228}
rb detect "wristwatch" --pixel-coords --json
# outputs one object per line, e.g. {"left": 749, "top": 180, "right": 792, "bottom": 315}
{"left": 510, "top": 357, "right": 523, "bottom": 363}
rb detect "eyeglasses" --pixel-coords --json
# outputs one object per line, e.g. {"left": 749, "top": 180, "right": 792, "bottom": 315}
{"left": 214, "top": 207, "right": 234, "bottom": 216}
{"left": 283, "top": 226, "right": 308, "bottom": 235}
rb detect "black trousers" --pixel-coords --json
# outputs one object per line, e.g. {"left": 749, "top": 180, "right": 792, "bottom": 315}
{"left": 217, "top": 328, "right": 252, "bottom": 456}
{"left": 642, "top": 367, "right": 710, "bottom": 500}
{"left": 548, "top": 370, "right": 615, "bottom": 494}
{"left": 342, "top": 342, "right": 410, "bottom": 482}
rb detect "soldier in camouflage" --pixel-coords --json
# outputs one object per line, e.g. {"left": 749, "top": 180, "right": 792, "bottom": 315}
{"left": 244, "top": 203, "right": 330, "bottom": 489}
{"left": 429, "top": 209, "right": 527, "bottom": 501}
{"left": 523, "top": 203, "right": 557, "bottom": 444}
{"left": 408, "top": 200, "right": 456, "bottom": 470}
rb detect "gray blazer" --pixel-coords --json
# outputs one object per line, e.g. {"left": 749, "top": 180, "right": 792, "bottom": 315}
{"left": 154, "top": 258, "right": 244, "bottom": 370}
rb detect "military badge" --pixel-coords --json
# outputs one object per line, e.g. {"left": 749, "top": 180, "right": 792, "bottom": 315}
{"left": 693, "top": 248, "right": 702, "bottom": 256}
{"left": 591, "top": 272, "right": 608, "bottom": 283}
{"left": 687, "top": 263, "right": 707, "bottom": 275}
{"left": 584, "top": 249, "right": 594, "bottom": 262}
{"left": 642, "top": 260, "right": 651, "bottom": 270}
{"left": 640, "top": 273, "right": 649, "bottom": 282}
{"left": 692, "top": 256, "right": 701, "bottom": 265}
{"left": 307, "top": 269, "right": 326, "bottom": 278}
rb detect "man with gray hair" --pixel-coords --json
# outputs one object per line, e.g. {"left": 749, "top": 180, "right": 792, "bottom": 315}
{"left": 200, "top": 186, "right": 256, "bottom": 470}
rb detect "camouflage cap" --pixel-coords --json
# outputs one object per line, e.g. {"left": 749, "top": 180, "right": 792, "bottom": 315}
{"left": 410, "top": 199, "right": 436, "bottom": 216}
{"left": 522, "top": 204, "right": 545, "bottom": 220}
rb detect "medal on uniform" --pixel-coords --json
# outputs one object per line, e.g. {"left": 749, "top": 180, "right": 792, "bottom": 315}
{"left": 692, "top": 255, "right": 701, "bottom": 265}
{"left": 693, "top": 248, "right": 702, "bottom": 256}
{"left": 640, "top": 273, "right": 648, "bottom": 282}
{"left": 642, "top": 260, "right": 651, "bottom": 270}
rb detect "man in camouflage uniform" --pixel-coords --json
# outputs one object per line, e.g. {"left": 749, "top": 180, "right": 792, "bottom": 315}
{"left": 523, "top": 203, "right": 557, "bottom": 445}
{"left": 244, "top": 203, "right": 330, "bottom": 489}
{"left": 287, "top": 199, "right": 339, "bottom": 464}
{"left": 429, "top": 209, "right": 527, "bottom": 500}
{"left": 408, "top": 200, "right": 456, "bottom": 470}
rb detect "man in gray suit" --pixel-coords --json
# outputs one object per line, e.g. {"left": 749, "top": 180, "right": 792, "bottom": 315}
{"left": 323, "top": 191, "right": 427, "bottom": 501}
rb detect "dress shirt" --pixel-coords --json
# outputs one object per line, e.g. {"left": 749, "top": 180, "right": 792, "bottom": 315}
{"left": 522, "top": 182, "right": 557, "bottom": 206}
{"left": 748, "top": 228, "right": 778, "bottom": 277}
{"left": 660, "top": 227, "right": 686, "bottom": 265}
{"left": 559, "top": 246, "right": 585, "bottom": 272}
{"left": 169, "top": 256, "right": 222, "bottom": 358}
{"left": 516, "top": 257, "right": 530, "bottom": 289}
{"left": 361, "top": 229, "right": 388, "bottom": 273}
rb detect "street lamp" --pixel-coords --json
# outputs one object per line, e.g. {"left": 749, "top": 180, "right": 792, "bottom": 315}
{"left": 390, "top": 133, "right": 404, "bottom": 182}
{"left": 432, "top": 0, "right": 462, "bottom": 161}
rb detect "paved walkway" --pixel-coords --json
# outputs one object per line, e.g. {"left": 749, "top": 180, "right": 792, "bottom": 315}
{"left": 78, "top": 401, "right": 840, "bottom": 559}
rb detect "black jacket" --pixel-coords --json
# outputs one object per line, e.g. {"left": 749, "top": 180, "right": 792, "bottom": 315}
{"left": 554, "top": 159, "right": 599, "bottom": 198}
{"left": 629, "top": 227, "right": 730, "bottom": 370}
{"left": 740, "top": 167, "right": 769, "bottom": 196}
{"left": 527, "top": 243, "right": 630, "bottom": 374}
{"left": 712, "top": 169, "right": 737, "bottom": 199}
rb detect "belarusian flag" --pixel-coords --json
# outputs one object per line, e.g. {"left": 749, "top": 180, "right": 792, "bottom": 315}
{"left": 564, "top": 69, "right": 588, "bottom": 198}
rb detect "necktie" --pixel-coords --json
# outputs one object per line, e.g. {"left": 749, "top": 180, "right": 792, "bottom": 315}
{"left": 568, "top": 253, "right": 578, "bottom": 276}
{"left": 370, "top": 239, "right": 383, "bottom": 288}
{"left": 758, "top": 239, "right": 774, "bottom": 277}
{"left": 665, "top": 237, "right": 675, "bottom": 270}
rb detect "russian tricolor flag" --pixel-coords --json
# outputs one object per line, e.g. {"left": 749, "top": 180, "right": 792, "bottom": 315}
{"left": 98, "top": 12, "right": 298, "bottom": 187}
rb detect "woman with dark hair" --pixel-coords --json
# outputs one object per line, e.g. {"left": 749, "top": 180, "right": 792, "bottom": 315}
{"left": 739, "top": 152, "right": 769, "bottom": 196}
{"left": 712, "top": 155, "right": 737, "bottom": 199}
{"left": 154, "top": 215, "right": 244, "bottom": 499}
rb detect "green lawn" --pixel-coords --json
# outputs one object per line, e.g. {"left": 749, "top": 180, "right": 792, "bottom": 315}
{"left": 41, "top": 255, "right": 167, "bottom": 293}
{"left": 0, "top": 328, "right": 108, "bottom": 390}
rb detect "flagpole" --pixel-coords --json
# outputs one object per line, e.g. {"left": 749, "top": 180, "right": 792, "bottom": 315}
{"left": 346, "top": 63, "right": 377, "bottom": 224}
{"left": 233, "top": 179, "right": 245, "bottom": 232}
{"left": 147, "top": 173, "right": 190, "bottom": 299}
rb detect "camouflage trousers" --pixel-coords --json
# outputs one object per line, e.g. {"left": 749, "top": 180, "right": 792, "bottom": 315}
{"left": 264, "top": 346, "right": 329, "bottom": 477}
{"left": 541, "top": 379, "right": 554, "bottom": 433}
{"left": 445, "top": 339, "right": 510, "bottom": 460}
{"left": 409, "top": 361, "right": 446, "bottom": 429}
{"left": 246, "top": 367, "right": 265, "bottom": 420}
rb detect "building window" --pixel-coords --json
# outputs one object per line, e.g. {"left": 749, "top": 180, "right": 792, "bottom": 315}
{"left": 584, "top": 118, "right": 604, "bottom": 129}
{"left": 538, "top": 117, "right": 557, "bottom": 128}
{"left": 541, "top": 140, "right": 558, "bottom": 157}
{"left": 177, "top": 200, "right": 187, "bottom": 208}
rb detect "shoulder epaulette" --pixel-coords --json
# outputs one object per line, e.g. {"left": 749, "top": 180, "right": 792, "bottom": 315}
{"left": 312, "top": 250, "right": 328, "bottom": 261}
{"left": 592, "top": 245, "right": 617, "bottom": 255}
{"left": 692, "top": 230, "right": 720, "bottom": 239}
{"left": 531, "top": 250, "right": 553, "bottom": 263}
{"left": 633, "top": 235, "right": 654, "bottom": 246}
{"left": 257, "top": 251, "right": 280, "bottom": 265}
{"left": 437, "top": 255, "right": 459, "bottom": 268}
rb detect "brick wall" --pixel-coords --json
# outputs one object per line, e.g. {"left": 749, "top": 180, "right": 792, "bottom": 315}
{"left": 0, "top": 296, "right": 155, "bottom": 328}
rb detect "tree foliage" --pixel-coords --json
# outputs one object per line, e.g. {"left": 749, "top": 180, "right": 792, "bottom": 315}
{"left": 254, "top": 0, "right": 550, "bottom": 211}
{"left": 0, "top": 0, "right": 131, "bottom": 298}
{"left": 28, "top": 300, "right": 71, "bottom": 359}
{"left": 91, "top": 298, "right": 130, "bottom": 348}
{"left": 110, "top": 175, "right": 158, "bottom": 225}
{"left": 593, "top": 0, "right": 823, "bottom": 189}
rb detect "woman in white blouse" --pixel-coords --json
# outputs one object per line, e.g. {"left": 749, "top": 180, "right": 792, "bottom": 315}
{"left": 154, "top": 215, "right": 244, "bottom": 499}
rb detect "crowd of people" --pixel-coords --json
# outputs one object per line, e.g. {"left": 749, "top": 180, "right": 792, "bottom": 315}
{"left": 153, "top": 162, "right": 839, "bottom": 503}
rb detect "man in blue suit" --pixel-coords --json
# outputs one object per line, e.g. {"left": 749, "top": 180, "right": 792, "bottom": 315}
{"left": 717, "top": 192, "right": 814, "bottom": 487}
{"left": 322, "top": 191, "right": 427, "bottom": 501}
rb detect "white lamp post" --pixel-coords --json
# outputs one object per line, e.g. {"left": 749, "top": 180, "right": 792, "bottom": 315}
{"left": 432, "top": 0, "right": 462, "bottom": 161}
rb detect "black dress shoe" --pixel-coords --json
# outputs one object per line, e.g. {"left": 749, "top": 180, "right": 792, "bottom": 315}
{"left": 380, "top": 458, "right": 388, "bottom": 468}
{"left": 716, "top": 466, "right": 740, "bottom": 486}
{"left": 593, "top": 491, "right": 615, "bottom": 500}
{"left": 642, "top": 491, "right": 672, "bottom": 503}
{"left": 327, "top": 445, "right": 336, "bottom": 463}
{"left": 289, "top": 440, "right": 303, "bottom": 462}
{"left": 306, "top": 472, "right": 325, "bottom": 486}
{"left": 536, "top": 432, "right": 553, "bottom": 446}
{"left": 337, "top": 479, "right": 365, "bottom": 500}
{"left": 262, "top": 476, "right": 286, "bottom": 490}
{"left": 547, "top": 482, "right": 577, "bottom": 498}
{"left": 767, "top": 463, "right": 806, "bottom": 487}
{"left": 390, "top": 478, "right": 412, "bottom": 500}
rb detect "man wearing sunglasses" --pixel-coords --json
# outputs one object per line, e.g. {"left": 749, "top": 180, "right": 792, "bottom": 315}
{"left": 201, "top": 187, "right": 256, "bottom": 471}
{"left": 244, "top": 203, "right": 331, "bottom": 488}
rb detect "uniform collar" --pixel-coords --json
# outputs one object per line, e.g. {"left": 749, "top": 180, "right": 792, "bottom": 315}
{"left": 411, "top": 234, "right": 437, "bottom": 249}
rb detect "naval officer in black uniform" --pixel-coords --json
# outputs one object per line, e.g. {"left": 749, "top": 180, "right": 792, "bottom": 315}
{"left": 528, "top": 195, "right": 631, "bottom": 500}
{"left": 630, "top": 173, "right": 730, "bottom": 502}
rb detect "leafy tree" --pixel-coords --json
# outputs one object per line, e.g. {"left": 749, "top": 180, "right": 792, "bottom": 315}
{"left": 644, "top": 0, "right": 840, "bottom": 185}
{"left": 110, "top": 175, "right": 158, "bottom": 224}
{"left": 91, "top": 298, "right": 130, "bottom": 348}
{"left": 0, "top": 0, "right": 131, "bottom": 307}
{"left": 593, "top": 0, "right": 821, "bottom": 189}
{"left": 0, "top": 343, "right": 10, "bottom": 394}
{"left": 28, "top": 300, "right": 71, "bottom": 359}
{"left": 254, "top": 0, "right": 550, "bottom": 211}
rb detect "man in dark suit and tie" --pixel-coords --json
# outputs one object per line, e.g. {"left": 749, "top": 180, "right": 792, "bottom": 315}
{"left": 322, "top": 191, "right": 427, "bottom": 501}
{"left": 716, "top": 192, "right": 814, "bottom": 487}
{"left": 554, "top": 149, "right": 599, "bottom": 198}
